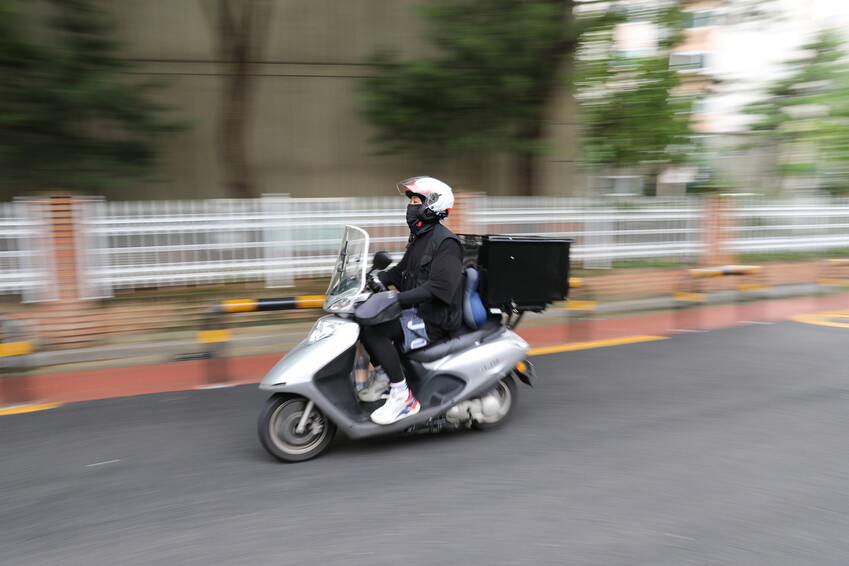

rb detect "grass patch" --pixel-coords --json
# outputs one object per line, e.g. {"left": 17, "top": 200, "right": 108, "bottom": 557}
{"left": 572, "top": 258, "right": 697, "bottom": 276}
{"left": 738, "top": 248, "right": 849, "bottom": 264}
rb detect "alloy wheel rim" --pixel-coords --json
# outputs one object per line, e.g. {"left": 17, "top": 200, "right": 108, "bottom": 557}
{"left": 269, "top": 399, "right": 327, "bottom": 455}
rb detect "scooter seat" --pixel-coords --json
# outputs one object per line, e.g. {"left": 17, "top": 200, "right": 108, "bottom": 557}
{"left": 406, "top": 320, "right": 503, "bottom": 363}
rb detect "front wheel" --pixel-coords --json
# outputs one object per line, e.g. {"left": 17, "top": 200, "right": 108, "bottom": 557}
{"left": 473, "top": 376, "right": 518, "bottom": 430}
{"left": 258, "top": 394, "right": 337, "bottom": 462}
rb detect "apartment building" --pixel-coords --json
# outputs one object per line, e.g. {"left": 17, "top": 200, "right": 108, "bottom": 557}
{"left": 614, "top": 0, "right": 849, "bottom": 194}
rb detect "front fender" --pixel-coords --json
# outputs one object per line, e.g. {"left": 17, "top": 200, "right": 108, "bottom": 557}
{"left": 259, "top": 316, "right": 360, "bottom": 389}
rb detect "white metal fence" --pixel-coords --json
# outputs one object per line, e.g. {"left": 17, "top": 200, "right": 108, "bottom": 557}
{"left": 73, "top": 196, "right": 413, "bottom": 299}
{"left": 730, "top": 195, "right": 849, "bottom": 254}
{"left": 471, "top": 196, "right": 702, "bottom": 268}
{"left": 4, "top": 195, "right": 849, "bottom": 302}
{"left": 0, "top": 200, "right": 56, "bottom": 302}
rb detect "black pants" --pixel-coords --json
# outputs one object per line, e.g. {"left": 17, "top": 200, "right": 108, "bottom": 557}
{"left": 360, "top": 319, "right": 406, "bottom": 384}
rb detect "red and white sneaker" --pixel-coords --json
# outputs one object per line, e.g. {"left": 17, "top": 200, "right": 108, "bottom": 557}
{"left": 370, "top": 387, "right": 420, "bottom": 425}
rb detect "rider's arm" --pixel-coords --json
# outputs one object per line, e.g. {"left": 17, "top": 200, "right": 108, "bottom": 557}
{"left": 398, "top": 285, "right": 432, "bottom": 307}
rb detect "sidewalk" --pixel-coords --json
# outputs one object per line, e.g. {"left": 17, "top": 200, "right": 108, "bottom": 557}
{"left": 2, "top": 289, "right": 847, "bottom": 408}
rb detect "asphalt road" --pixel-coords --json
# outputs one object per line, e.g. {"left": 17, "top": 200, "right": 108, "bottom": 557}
{"left": 2, "top": 320, "right": 848, "bottom": 565}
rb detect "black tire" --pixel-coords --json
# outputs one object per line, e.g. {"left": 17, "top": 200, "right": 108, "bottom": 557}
{"left": 258, "top": 394, "right": 337, "bottom": 462}
{"left": 472, "top": 376, "right": 518, "bottom": 431}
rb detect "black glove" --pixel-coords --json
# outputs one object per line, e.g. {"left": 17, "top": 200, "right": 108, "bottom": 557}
{"left": 354, "top": 291, "right": 401, "bottom": 325}
{"left": 367, "top": 272, "right": 387, "bottom": 293}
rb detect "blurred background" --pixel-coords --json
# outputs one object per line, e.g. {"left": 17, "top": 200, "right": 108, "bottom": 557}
{"left": 2, "top": 0, "right": 849, "bottom": 357}
{"left": 5, "top": 5, "right": 849, "bottom": 561}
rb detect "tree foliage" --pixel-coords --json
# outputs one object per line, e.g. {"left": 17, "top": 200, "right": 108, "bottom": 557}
{"left": 0, "top": 0, "right": 184, "bottom": 195}
{"left": 575, "top": 1, "right": 694, "bottom": 171}
{"left": 743, "top": 28, "right": 849, "bottom": 194}
{"left": 360, "top": 0, "right": 604, "bottom": 195}
{"left": 359, "top": 0, "right": 692, "bottom": 195}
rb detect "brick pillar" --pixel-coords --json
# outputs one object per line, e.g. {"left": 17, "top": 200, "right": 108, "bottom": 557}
{"left": 33, "top": 196, "right": 97, "bottom": 350}
{"left": 445, "top": 192, "right": 483, "bottom": 236}
{"left": 702, "top": 195, "right": 734, "bottom": 266}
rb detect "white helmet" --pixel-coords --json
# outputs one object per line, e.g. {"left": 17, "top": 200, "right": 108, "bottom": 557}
{"left": 396, "top": 176, "right": 455, "bottom": 220}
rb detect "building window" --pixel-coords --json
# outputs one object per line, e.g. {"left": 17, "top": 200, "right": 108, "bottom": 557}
{"left": 670, "top": 52, "right": 710, "bottom": 72}
{"left": 685, "top": 10, "right": 716, "bottom": 29}
{"left": 598, "top": 176, "right": 643, "bottom": 196}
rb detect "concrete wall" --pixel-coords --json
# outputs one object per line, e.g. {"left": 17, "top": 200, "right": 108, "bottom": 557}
{"left": 101, "top": 0, "right": 583, "bottom": 200}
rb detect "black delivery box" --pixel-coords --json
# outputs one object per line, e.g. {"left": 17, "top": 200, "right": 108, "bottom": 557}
{"left": 458, "top": 234, "right": 572, "bottom": 312}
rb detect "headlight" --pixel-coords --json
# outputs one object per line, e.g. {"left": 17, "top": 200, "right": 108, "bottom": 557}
{"left": 307, "top": 318, "right": 345, "bottom": 344}
{"left": 325, "top": 297, "right": 353, "bottom": 312}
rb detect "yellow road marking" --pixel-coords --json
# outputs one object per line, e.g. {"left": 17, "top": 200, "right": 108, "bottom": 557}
{"left": 528, "top": 335, "right": 669, "bottom": 356}
{"left": 790, "top": 310, "right": 849, "bottom": 329}
{"left": 0, "top": 402, "right": 63, "bottom": 416}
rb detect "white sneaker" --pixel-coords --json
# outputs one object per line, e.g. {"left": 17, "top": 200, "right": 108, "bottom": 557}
{"left": 371, "top": 387, "right": 421, "bottom": 425}
{"left": 357, "top": 372, "right": 390, "bottom": 402}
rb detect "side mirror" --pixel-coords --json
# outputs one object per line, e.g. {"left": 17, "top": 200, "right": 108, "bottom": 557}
{"left": 372, "top": 251, "right": 392, "bottom": 271}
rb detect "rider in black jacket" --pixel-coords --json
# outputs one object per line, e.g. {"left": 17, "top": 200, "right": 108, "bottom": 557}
{"left": 359, "top": 177, "right": 463, "bottom": 425}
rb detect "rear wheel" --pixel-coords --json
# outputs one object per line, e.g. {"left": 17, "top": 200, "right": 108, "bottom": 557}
{"left": 258, "top": 394, "right": 337, "bottom": 462}
{"left": 473, "top": 376, "right": 517, "bottom": 430}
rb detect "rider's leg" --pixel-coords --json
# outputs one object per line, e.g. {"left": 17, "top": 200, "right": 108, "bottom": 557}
{"left": 360, "top": 320, "right": 421, "bottom": 424}
{"left": 360, "top": 319, "right": 405, "bottom": 383}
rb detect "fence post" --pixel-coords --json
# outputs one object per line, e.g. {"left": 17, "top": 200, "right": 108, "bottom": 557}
{"left": 446, "top": 191, "right": 483, "bottom": 236}
{"left": 702, "top": 195, "right": 734, "bottom": 266}
{"left": 263, "top": 194, "right": 294, "bottom": 288}
{"left": 31, "top": 196, "right": 97, "bottom": 350}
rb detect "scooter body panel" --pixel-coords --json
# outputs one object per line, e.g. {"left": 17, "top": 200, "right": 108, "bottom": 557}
{"left": 258, "top": 321, "right": 529, "bottom": 440}
{"left": 419, "top": 328, "right": 528, "bottom": 399}
{"left": 259, "top": 316, "right": 359, "bottom": 388}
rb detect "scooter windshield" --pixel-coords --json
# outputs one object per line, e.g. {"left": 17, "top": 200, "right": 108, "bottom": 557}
{"left": 324, "top": 225, "right": 369, "bottom": 312}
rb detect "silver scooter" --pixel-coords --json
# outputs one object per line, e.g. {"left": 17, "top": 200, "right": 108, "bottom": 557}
{"left": 257, "top": 225, "right": 535, "bottom": 462}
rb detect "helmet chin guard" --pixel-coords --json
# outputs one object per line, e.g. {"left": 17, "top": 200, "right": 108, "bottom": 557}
{"left": 396, "top": 176, "right": 454, "bottom": 219}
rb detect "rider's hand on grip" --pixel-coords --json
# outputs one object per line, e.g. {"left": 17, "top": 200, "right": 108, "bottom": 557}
{"left": 367, "top": 272, "right": 387, "bottom": 293}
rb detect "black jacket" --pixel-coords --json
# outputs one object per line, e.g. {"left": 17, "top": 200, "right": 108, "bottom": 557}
{"left": 379, "top": 223, "right": 464, "bottom": 341}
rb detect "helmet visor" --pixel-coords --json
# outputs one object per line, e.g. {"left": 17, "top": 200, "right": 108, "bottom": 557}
{"left": 396, "top": 176, "right": 429, "bottom": 197}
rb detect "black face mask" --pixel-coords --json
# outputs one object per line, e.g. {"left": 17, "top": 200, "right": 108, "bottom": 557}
{"left": 406, "top": 203, "right": 422, "bottom": 230}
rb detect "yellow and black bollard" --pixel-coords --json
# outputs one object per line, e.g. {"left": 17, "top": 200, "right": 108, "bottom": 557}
{"left": 0, "top": 318, "right": 37, "bottom": 405}
{"left": 565, "top": 277, "right": 596, "bottom": 343}
{"left": 673, "top": 265, "right": 765, "bottom": 330}
{"left": 817, "top": 259, "right": 849, "bottom": 308}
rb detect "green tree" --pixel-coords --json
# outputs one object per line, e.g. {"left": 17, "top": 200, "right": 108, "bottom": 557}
{"left": 575, "top": 1, "right": 695, "bottom": 193}
{"left": 360, "top": 0, "right": 620, "bottom": 196}
{"left": 0, "top": 0, "right": 184, "bottom": 196}
{"left": 743, "top": 28, "right": 849, "bottom": 195}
